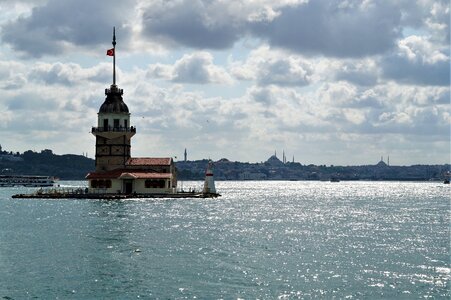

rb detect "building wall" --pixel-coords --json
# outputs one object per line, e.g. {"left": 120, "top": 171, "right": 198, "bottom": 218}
{"left": 134, "top": 179, "right": 173, "bottom": 194}
{"left": 95, "top": 135, "right": 131, "bottom": 171}
{"left": 88, "top": 178, "right": 122, "bottom": 194}
{"left": 125, "top": 162, "right": 177, "bottom": 188}
{"left": 98, "top": 112, "right": 130, "bottom": 129}
{"left": 88, "top": 178, "right": 174, "bottom": 194}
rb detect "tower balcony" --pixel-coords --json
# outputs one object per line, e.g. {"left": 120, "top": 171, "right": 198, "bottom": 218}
{"left": 92, "top": 126, "right": 136, "bottom": 133}
{"left": 92, "top": 126, "right": 136, "bottom": 139}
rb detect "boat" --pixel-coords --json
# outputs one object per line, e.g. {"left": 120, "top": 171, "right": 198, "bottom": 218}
{"left": 0, "top": 175, "right": 57, "bottom": 187}
{"left": 444, "top": 171, "right": 450, "bottom": 184}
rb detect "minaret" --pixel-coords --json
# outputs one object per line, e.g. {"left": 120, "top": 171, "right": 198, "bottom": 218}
{"left": 184, "top": 148, "right": 187, "bottom": 162}
{"left": 91, "top": 27, "right": 136, "bottom": 171}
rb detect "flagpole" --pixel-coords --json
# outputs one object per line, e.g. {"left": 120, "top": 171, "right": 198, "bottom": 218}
{"left": 112, "top": 27, "right": 116, "bottom": 86}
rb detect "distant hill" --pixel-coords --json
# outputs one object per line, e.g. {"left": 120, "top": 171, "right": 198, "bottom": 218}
{"left": 1, "top": 149, "right": 449, "bottom": 181}
{"left": 0, "top": 149, "right": 94, "bottom": 180}
{"left": 176, "top": 157, "right": 451, "bottom": 182}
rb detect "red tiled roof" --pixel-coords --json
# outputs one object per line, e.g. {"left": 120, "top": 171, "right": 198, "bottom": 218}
{"left": 86, "top": 170, "right": 123, "bottom": 179}
{"left": 86, "top": 169, "right": 173, "bottom": 180}
{"left": 126, "top": 157, "right": 172, "bottom": 166}
{"left": 119, "top": 172, "right": 172, "bottom": 179}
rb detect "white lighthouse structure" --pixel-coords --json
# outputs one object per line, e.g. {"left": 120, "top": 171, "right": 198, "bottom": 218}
{"left": 203, "top": 160, "right": 216, "bottom": 194}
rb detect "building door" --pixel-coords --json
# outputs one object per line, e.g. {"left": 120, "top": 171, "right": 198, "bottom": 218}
{"left": 124, "top": 180, "right": 133, "bottom": 194}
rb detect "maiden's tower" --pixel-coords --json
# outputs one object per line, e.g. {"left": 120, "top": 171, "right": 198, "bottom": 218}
{"left": 85, "top": 28, "right": 177, "bottom": 194}
{"left": 12, "top": 28, "right": 219, "bottom": 199}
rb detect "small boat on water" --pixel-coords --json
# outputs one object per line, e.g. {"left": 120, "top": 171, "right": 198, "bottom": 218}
{"left": 0, "top": 175, "right": 57, "bottom": 187}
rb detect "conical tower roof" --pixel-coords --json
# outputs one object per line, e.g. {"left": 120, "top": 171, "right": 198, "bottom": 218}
{"left": 99, "top": 85, "right": 129, "bottom": 114}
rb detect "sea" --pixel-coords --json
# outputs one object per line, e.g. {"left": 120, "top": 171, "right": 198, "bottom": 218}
{"left": 0, "top": 181, "right": 449, "bottom": 299}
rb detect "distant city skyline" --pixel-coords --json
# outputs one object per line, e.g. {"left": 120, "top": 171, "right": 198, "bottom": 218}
{"left": 0, "top": 0, "right": 449, "bottom": 165}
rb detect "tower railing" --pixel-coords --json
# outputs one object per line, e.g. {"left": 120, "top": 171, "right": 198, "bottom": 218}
{"left": 92, "top": 126, "right": 136, "bottom": 133}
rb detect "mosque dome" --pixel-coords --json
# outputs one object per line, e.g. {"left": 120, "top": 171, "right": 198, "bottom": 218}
{"left": 99, "top": 85, "right": 129, "bottom": 114}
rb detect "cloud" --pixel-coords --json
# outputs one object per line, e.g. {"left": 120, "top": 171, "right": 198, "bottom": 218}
{"left": 140, "top": 0, "right": 404, "bottom": 58}
{"left": 0, "top": 0, "right": 449, "bottom": 165}
{"left": 399, "top": 0, "right": 450, "bottom": 44}
{"left": 29, "top": 62, "right": 79, "bottom": 86}
{"left": 1, "top": 0, "right": 135, "bottom": 57}
{"left": 250, "top": 0, "right": 402, "bottom": 57}
{"left": 172, "top": 52, "right": 232, "bottom": 84}
{"left": 140, "top": 0, "right": 242, "bottom": 49}
{"left": 0, "top": 60, "right": 28, "bottom": 89}
{"left": 334, "top": 60, "right": 379, "bottom": 86}
{"left": 257, "top": 57, "right": 312, "bottom": 87}
{"left": 28, "top": 62, "right": 114, "bottom": 86}
{"left": 147, "top": 52, "right": 232, "bottom": 84}
{"left": 381, "top": 35, "right": 450, "bottom": 86}
{"left": 230, "top": 47, "right": 313, "bottom": 86}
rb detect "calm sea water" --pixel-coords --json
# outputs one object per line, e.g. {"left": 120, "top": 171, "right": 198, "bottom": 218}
{"left": 0, "top": 181, "right": 449, "bottom": 299}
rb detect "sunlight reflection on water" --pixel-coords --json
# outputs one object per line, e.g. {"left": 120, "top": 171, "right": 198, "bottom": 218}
{"left": 0, "top": 180, "right": 449, "bottom": 298}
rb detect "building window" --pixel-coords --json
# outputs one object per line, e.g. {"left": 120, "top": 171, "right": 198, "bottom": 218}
{"left": 91, "top": 179, "right": 111, "bottom": 188}
{"left": 114, "top": 119, "right": 120, "bottom": 130}
{"left": 145, "top": 179, "right": 166, "bottom": 188}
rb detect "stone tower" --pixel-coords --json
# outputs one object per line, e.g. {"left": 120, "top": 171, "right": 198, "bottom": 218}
{"left": 91, "top": 28, "right": 136, "bottom": 171}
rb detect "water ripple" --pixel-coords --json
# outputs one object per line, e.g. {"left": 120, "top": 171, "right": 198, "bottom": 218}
{"left": 0, "top": 181, "right": 449, "bottom": 298}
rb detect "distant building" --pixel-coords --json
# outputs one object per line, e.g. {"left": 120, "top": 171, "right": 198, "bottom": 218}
{"left": 376, "top": 157, "right": 388, "bottom": 168}
{"left": 266, "top": 154, "right": 284, "bottom": 167}
{"left": 239, "top": 171, "right": 267, "bottom": 180}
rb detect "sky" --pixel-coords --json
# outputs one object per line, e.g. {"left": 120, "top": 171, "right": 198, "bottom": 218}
{"left": 0, "top": 0, "right": 449, "bottom": 166}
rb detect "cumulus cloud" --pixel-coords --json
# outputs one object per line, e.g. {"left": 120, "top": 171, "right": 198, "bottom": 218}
{"left": 251, "top": 0, "right": 402, "bottom": 57}
{"left": 230, "top": 47, "right": 313, "bottom": 86}
{"left": 29, "top": 62, "right": 113, "bottom": 86}
{"left": 0, "top": 60, "right": 28, "bottom": 89}
{"left": 29, "top": 62, "right": 80, "bottom": 86}
{"left": 399, "top": 0, "right": 450, "bottom": 44}
{"left": 0, "top": 0, "right": 449, "bottom": 164}
{"left": 381, "top": 35, "right": 450, "bottom": 86}
{"left": 147, "top": 52, "right": 232, "bottom": 84}
{"left": 334, "top": 59, "right": 379, "bottom": 86}
{"left": 1, "top": 0, "right": 135, "bottom": 57}
{"left": 140, "top": 0, "right": 405, "bottom": 58}
{"left": 140, "top": 0, "right": 242, "bottom": 49}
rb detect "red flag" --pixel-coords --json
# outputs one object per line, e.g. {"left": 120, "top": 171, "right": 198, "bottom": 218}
{"left": 106, "top": 48, "right": 114, "bottom": 56}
